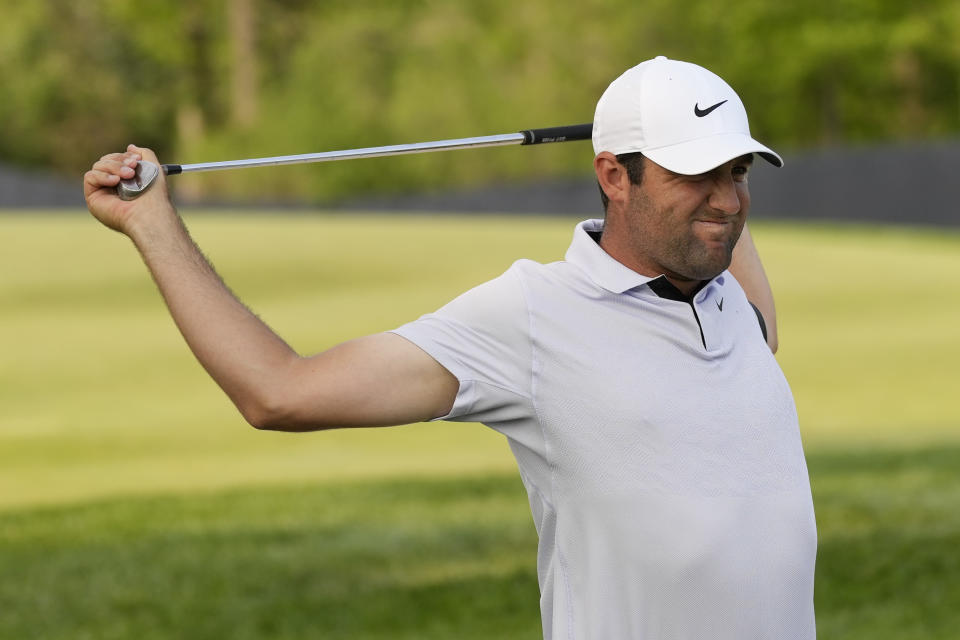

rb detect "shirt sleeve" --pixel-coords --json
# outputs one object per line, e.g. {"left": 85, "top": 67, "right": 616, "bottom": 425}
{"left": 389, "top": 263, "right": 534, "bottom": 426}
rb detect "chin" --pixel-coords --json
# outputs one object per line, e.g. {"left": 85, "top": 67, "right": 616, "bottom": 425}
{"left": 684, "top": 255, "right": 732, "bottom": 281}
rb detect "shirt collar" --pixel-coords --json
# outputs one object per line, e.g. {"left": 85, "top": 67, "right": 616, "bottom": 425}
{"left": 564, "top": 219, "right": 660, "bottom": 294}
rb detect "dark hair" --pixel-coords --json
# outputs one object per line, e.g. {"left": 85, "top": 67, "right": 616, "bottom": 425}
{"left": 598, "top": 152, "right": 645, "bottom": 212}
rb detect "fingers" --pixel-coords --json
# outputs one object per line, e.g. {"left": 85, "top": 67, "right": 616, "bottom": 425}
{"left": 85, "top": 145, "right": 167, "bottom": 205}
{"left": 85, "top": 149, "right": 144, "bottom": 193}
{"left": 86, "top": 169, "right": 121, "bottom": 186}
{"left": 92, "top": 145, "right": 160, "bottom": 176}
{"left": 126, "top": 143, "right": 160, "bottom": 165}
{"left": 95, "top": 151, "right": 140, "bottom": 176}
{"left": 83, "top": 168, "right": 118, "bottom": 200}
{"left": 91, "top": 160, "right": 133, "bottom": 181}
{"left": 84, "top": 151, "right": 137, "bottom": 197}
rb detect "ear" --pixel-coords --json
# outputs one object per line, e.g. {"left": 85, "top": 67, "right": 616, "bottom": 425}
{"left": 594, "top": 152, "right": 631, "bottom": 207}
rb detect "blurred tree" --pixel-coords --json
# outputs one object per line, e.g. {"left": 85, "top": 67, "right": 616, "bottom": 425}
{"left": 229, "top": 0, "right": 258, "bottom": 127}
{"left": 0, "top": 0, "right": 956, "bottom": 201}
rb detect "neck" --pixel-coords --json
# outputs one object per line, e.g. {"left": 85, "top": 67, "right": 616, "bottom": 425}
{"left": 659, "top": 275, "right": 702, "bottom": 297}
{"left": 597, "top": 233, "right": 703, "bottom": 298}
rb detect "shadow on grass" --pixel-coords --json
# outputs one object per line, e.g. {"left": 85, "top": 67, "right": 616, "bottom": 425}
{"left": 2, "top": 446, "right": 959, "bottom": 639}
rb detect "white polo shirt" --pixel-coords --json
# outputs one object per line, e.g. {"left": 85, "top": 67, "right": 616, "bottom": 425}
{"left": 392, "top": 219, "right": 817, "bottom": 640}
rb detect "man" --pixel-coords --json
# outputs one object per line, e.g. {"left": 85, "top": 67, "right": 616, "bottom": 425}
{"left": 85, "top": 56, "right": 816, "bottom": 639}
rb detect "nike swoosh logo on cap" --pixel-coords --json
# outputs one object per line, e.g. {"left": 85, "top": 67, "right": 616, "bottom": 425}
{"left": 694, "top": 100, "right": 728, "bottom": 117}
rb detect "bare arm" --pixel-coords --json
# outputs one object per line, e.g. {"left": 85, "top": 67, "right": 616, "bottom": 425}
{"left": 84, "top": 146, "right": 458, "bottom": 430}
{"left": 730, "top": 224, "right": 778, "bottom": 353}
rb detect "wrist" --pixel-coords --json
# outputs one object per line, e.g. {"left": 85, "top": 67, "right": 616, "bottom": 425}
{"left": 125, "top": 202, "right": 184, "bottom": 248}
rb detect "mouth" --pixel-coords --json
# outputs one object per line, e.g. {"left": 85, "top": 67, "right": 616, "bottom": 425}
{"left": 692, "top": 219, "right": 737, "bottom": 249}
{"left": 693, "top": 219, "right": 732, "bottom": 231}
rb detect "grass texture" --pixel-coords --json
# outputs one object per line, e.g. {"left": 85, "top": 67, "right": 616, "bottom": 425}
{"left": 1, "top": 211, "right": 959, "bottom": 638}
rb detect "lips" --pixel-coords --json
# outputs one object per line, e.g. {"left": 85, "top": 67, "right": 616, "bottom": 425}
{"left": 694, "top": 219, "right": 731, "bottom": 228}
{"left": 693, "top": 220, "right": 734, "bottom": 244}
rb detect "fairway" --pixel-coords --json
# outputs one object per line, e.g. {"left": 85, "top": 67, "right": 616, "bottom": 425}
{"left": 2, "top": 211, "right": 959, "bottom": 638}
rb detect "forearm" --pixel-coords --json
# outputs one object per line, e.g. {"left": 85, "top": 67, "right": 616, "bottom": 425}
{"left": 127, "top": 205, "right": 298, "bottom": 423}
{"left": 730, "top": 224, "right": 778, "bottom": 352}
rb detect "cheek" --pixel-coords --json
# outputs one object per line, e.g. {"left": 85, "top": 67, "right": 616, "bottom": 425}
{"left": 737, "top": 184, "right": 751, "bottom": 211}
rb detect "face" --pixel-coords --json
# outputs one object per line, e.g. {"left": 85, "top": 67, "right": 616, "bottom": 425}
{"left": 615, "top": 155, "right": 752, "bottom": 286}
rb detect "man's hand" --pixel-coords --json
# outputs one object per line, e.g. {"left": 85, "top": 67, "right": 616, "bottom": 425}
{"left": 84, "top": 144, "right": 173, "bottom": 236}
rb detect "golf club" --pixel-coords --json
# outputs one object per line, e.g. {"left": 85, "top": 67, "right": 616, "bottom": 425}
{"left": 117, "top": 123, "right": 593, "bottom": 200}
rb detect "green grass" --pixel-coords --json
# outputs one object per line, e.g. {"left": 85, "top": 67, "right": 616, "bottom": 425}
{"left": 0, "top": 475, "right": 542, "bottom": 640}
{"left": 2, "top": 211, "right": 959, "bottom": 638}
{"left": 2, "top": 454, "right": 959, "bottom": 639}
{"left": 811, "top": 446, "right": 960, "bottom": 638}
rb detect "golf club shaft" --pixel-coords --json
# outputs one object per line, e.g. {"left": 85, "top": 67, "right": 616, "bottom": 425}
{"left": 162, "top": 124, "right": 593, "bottom": 176}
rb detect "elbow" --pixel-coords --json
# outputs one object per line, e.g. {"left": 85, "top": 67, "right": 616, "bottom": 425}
{"left": 236, "top": 390, "right": 299, "bottom": 431}
{"left": 239, "top": 400, "right": 285, "bottom": 431}
{"left": 237, "top": 389, "right": 333, "bottom": 432}
{"left": 233, "top": 358, "right": 314, "bottom": 431}
{"left": 243, "top": 406, "right": 312, "bottom": 431}
{"left": 245, "top": 413, "right": 283, "bottom": 431}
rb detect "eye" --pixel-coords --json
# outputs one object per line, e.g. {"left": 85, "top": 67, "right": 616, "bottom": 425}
{"left": 732, "top": 164, "right": 750, "bottom": 183}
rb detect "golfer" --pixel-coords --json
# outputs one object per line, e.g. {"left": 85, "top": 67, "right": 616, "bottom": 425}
{"left": 85, "top": 56, "right": 816, "bottom": 639}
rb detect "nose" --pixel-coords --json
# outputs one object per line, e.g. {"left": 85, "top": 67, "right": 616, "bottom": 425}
{"left": 708, "top": 175, "right": 741, "bottom": 215}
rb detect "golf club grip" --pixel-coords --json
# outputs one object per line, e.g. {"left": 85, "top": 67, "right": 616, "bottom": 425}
{"left": 163, "top": 164, "right": 182, "bottom": 175}
{"left": 521, "top": 123, "right": 592, "bottom": 145}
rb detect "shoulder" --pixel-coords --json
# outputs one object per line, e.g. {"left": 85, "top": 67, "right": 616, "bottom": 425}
{"left": 391, "top": 262, "right": 538, "bottom": 401}
{"left": 401, "top": 260, "right": 549, "bottom": 352}
{"left": 403, "top": 257, "right": 589, "bottom": 347}
{"left": 437, "top": 260, "right": 531, "bottom": 327}
{"left": 508, "top": 256, "right": 596, "bottom": 295}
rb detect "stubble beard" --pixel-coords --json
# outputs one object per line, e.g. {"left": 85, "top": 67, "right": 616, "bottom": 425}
{"left": 636, "top": 195, "right": 745, "bottom": 283}
{"left": 622, "top": 186, "right": 745, "bottom": 285}
{"left": 666, "top": 219, "right": 744, "bottom": 281}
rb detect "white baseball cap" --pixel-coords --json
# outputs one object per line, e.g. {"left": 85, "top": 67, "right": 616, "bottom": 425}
{"left": 592, "top": 56, "right": 783, "bottom": 175}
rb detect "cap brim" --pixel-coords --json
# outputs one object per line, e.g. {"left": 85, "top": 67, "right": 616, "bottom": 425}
{"left": 642, "top": 132, "right": 783, "bottom": 175}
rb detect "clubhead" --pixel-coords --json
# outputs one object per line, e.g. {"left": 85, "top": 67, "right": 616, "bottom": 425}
{"left": 117, "top": 161, "right": 160, "bottom": 201}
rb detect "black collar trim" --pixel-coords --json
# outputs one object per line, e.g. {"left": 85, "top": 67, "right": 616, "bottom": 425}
{"left": 647, "top": 275, "right": 707, "bottom": 302}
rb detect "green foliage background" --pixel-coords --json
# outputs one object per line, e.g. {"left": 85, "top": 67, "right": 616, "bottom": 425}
{"left": 1, "top": 1, "right": 958, "bottom": 202}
